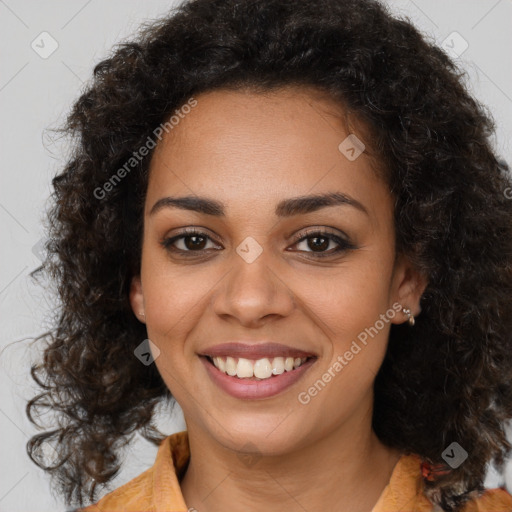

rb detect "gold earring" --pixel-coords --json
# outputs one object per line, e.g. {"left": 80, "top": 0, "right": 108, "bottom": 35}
{"left": 401, "top": 307, "right": 415, "bottom": 326}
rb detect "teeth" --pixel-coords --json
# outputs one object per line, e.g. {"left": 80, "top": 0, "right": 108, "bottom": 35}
{"left": 213, "top": 356, "right": 226, "bottom": 373}
{"left": 225, "top": 356, "right": 237, "bottom": 376}
{"left": 210, "top": 355, "right": 309, "bottom": 379}
{"left": 272, "top": 357, "right": 285, "bottom": 375}
{"left": 236, "top": 358, "right": 254, "bottom": 378}
{"left": 254, "top": 358, "right": 272, "bottom": 379}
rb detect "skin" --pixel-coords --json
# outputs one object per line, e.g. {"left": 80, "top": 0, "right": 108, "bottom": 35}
{"left": 130, "top": 86, "right": 427, "bottom": 512}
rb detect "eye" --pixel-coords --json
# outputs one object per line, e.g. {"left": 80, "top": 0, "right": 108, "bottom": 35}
{"left": 160, "top": 228, "right": 221, "bottom": 255}
{"left": 289, "top": 229, "right": 356, "bottom": 258}
{"left": 160, "top": 227, "right": 356, "bottom": 259}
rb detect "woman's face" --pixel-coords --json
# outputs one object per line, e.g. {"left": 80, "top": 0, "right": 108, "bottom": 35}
{"left": 130, "top": 86, "right": 425, "bottom": 455}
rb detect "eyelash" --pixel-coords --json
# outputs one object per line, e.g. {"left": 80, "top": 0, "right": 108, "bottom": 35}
{"left": 160, "top": 227, "right": 356, "bottom": 259}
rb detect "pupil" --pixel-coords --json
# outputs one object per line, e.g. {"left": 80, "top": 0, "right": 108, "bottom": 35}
{"left": 186, "top": 235, "right": 205, "bottom": 250}
{"left": 309, "top": 236, "right": 328, "bottom": 251}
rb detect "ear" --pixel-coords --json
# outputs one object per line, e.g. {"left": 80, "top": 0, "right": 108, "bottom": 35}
{"left": 389, "top": 254, "right": 428, "bottom": 325}
{"left": 129, "top": 275, "right": 146, "bottom": 324}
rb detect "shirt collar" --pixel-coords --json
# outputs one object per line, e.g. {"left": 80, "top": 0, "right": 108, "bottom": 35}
{"left": 152, "top": 430, "right": 433, "bottom": 511}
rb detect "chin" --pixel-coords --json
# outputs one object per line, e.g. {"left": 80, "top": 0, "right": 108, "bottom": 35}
{"left": 202, "top": 411, "right": 311, "bottom": 456}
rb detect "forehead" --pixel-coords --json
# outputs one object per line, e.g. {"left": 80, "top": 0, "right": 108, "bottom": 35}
{"left": 152, "top": 86, "right": 361, "bottom": 158}
{"left": 146, "top": 86, "right": 391, "bottom": 225}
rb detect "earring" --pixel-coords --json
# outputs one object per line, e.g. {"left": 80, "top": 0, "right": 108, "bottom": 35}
{"left": 401, "top": 306, "right": 415, "bottom": 326}
{"left": 140, "top": 311, "right": 145, "bottom": 317}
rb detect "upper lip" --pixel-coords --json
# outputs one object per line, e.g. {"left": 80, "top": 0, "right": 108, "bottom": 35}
{"left": 199, "top": 342, "right": 317, "bottom": 360}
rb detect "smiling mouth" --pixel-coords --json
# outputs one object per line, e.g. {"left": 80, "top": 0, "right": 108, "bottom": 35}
{"left": 203, "top": 355, "right": 316, "bottom": 380}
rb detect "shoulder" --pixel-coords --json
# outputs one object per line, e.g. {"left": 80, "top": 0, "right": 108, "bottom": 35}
{"left": 79, "top": 465, "right": 156, "bottom": 512}
{"left": 460, "top": 486, "right": 512, "bottom": 512}
{"left": 382, "top": 453, "right": 512, "bottom": 512}
{"left": 77, "top": 432, "right": 189, "bottom": 512}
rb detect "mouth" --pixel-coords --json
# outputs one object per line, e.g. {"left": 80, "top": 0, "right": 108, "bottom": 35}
{"left": 202, "top": 354, "right": 316, "bottom": 380}
{"left": 199, "top": 353, "right": 317, "bottom": 400}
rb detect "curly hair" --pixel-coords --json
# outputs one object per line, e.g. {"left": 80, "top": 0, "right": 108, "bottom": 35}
{"left": 27, "top": 0, "right": 512, "bottom": 510}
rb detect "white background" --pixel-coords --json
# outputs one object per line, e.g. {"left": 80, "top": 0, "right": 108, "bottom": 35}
{"left": 1, "top": 1, "right": 511, "bottom": 510}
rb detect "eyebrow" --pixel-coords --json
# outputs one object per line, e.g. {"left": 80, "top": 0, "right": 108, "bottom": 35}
{"left": 149, "top": 192, "right": 369, "bottom": 217}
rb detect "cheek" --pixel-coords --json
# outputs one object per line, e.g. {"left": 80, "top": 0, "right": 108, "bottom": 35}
{"left": 300, "top": 254, "right": 394, "bottom": 337}
{"left": 140, "top": 241, "right": 210, "bottom": 332}
{"left": 139, "top": 253, "right": 207, "bottom": 384}
{"left": 297, "top": 271, "right": 393, "bottom": 425}
{"left": 145, "top": 276, "right": 200, "bottom": 331}
{"left": 300, "top": 249, "right": 395, "bottom": 392}
{"left": 140, "top": 261, "right": 207, "bottom": 404}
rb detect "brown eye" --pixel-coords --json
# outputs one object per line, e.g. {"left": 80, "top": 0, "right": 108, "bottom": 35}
{"left": 160, "top": 227, "right": 356, "bottom": 259}
{"left": 290, "top": 229, "right": 356, "bottom": 258}
{"left": 161, "top": 229, "right": 221, "bottom": 255}
{"left": 181, "top": 234, "right": 207, "bottom": 250}
{"left": 304, "top": 235, "right": 330, "bottom": 252}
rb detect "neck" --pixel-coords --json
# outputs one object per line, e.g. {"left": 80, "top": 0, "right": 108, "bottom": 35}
{"left": 181, "top": 414, "right": 401, "bottom": 512}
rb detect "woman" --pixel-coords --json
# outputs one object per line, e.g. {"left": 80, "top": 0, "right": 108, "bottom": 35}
{"left": 27, "top": 0, "right": 512, "bottom": 510}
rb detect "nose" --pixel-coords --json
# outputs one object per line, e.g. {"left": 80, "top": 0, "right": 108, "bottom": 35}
{"left": 211, "top": 244, "right": 295, "bottom": 328}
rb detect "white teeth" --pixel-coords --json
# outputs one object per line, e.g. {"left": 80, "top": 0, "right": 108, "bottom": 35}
{"left": 225, "top": 356, "right": 237, "bottom": 376}
{"left": 236, "top": 358, "right": 254, "bottom": 378}
{"left": 271, "top": 357, "right": 285, "bottom": 375}
{"left": 210, "top": 355, "right": 309, "bottom": 379}
{"left": 213, "top": 356, "right": 226, "bottom": 372}
{"left": 254, "top": 358, "right": 272, "bottom": 379}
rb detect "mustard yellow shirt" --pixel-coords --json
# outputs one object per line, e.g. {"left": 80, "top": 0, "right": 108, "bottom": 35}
{"left": 81, "top": 430, "right": 512, "bottom": 512}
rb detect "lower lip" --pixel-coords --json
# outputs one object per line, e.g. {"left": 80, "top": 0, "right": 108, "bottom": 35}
{"left": 200, "top": 356, "right": 316, "bottom": 399}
